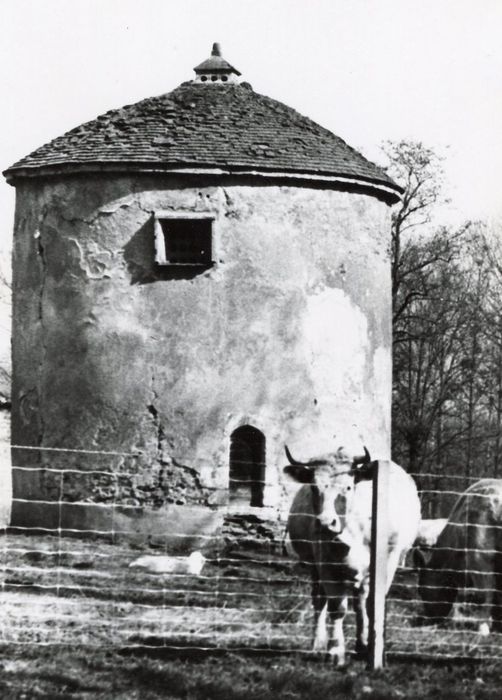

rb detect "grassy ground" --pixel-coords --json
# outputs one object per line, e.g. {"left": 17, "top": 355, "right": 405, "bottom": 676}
{"left": 1, "top": 646, "right": 502, "bottom": 699}
{"left": 1, "top": 530, "right": 502, "bottom": 697}
{"left": 2, "top": 532, "right": 501, "bottom": 658}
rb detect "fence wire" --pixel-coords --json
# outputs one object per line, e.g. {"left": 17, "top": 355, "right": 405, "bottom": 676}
{"left": 2, "top": 445, "right": 502, "bottom": 661}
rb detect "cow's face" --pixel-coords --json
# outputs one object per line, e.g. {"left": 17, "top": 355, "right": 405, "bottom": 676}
{"left": 284, "top": 446, "right": 360, "bottom": 535}
{"left": 312, "top": 464, "right": 355, "bottom": 534}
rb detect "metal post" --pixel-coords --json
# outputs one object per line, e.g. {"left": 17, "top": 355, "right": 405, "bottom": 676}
{"left": 368, "top": 459, "right": 390, "bottom": 669}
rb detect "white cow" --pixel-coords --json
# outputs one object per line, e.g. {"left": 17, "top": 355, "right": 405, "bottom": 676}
{"left": 285, "top": 445, "right": 421, "bottom": 665}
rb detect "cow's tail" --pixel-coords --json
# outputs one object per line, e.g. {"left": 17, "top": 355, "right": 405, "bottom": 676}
{"left": 281, "top": 522, "right": 289, "bottom": 557}
{"left": 282, "top": 523, "right": 298, "bottom": 559}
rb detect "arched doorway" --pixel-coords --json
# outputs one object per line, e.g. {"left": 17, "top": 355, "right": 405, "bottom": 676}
{"left": 229, "top": 426, "right": 266, "bottom": 507}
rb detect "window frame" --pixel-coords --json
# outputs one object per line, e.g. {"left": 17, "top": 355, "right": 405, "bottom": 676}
{"left": 153, "top": 211, "right": 215, "bottom": 267}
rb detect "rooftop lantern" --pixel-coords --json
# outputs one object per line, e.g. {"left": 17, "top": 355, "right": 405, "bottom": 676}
{"left": 193, "top": 42, "right": 241, "bottom": 84}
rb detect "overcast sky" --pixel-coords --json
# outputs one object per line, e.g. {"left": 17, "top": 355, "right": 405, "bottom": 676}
{"left": 1, "top": 0, "right": 501, "bottom": 263}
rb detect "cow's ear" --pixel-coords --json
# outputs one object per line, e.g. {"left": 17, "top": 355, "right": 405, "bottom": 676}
{"left": 283, "top": 465, "right": 314, "bottom": 483}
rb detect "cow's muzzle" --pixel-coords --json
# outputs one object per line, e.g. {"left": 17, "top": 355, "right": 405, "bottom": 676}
{"left": 318, "top": 514, "right": 343, "bottom": 534}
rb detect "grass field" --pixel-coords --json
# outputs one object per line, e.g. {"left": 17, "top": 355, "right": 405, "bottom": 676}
{"left": 1, "top": 645, "right": 502, "bottom": 699}
{"left": 1, "top": 528, "right": 502, "bottom": 698}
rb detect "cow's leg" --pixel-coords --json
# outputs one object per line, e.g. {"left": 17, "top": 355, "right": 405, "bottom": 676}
{"left": 311, "top": 569, "right": 328, "bottom": 652}
{"left": 473, "top": 579, "right": 493, "bottom": 635}
{"left": 313, "top": 601, "right": 329, "bottom": 652}
{"left": 469, "top": 551, "right": 502, "bottom": 636}
{"left": 326, "top": 595, "right": 348, "bottom": 665}
{"left": 491, "top": 572, "right": 502, "bottom": 634}
{"left": 385, "top": 545, "right": 403, "bottom": 593}
{"left": 354, "top": 579, "right": 370, "bottom": 656}
{"left": 470, "top": 555, "right": 495, "bottom": 634}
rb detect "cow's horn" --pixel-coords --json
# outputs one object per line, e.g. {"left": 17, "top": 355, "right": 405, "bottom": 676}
{"left": 352, "top": 446, "right": 372, "bottom": 466}
{"left": 284, "top": 445, "right": 306, "bottom": 466}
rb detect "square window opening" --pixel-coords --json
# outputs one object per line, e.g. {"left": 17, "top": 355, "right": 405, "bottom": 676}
{"left": 154, "top": 215, "right": 214, "bottom": 267}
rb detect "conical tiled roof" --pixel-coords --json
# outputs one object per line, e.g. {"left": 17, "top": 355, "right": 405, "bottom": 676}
{"left": 3, "top": 50, "right": 401, "bottom": 198}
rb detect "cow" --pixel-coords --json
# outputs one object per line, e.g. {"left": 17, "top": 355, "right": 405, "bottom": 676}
{"left": 414, "top": 478, "right": 502, "bottom": 634}
{"left": 284, "top": 445, "right": 421, "bottom": 664}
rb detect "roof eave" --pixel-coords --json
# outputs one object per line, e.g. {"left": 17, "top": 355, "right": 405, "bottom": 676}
{"left": 3, "top": 161, "right": 403, "bottom": 202}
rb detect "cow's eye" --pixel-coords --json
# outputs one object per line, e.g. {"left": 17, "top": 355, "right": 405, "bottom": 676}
{"left": 346, "top": 485, "right": 352, "bottom": 491}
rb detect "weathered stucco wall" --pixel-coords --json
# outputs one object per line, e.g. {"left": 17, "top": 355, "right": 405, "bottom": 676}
{"left": 10, "top": 174, "right": 392, "bottom": 529}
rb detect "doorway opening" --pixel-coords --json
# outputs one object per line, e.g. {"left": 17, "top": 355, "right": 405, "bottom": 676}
{"left": 229, "top": 426, "right": 266, "bottom": 507}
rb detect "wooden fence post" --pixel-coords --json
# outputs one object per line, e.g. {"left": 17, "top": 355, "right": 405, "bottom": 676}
{"left": 368, "top": 459, "right": 390, "bottom": 669}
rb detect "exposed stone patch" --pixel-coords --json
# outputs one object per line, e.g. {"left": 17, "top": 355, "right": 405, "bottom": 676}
{"left": 222, "top": 514, "right": 285, "bottom": 555}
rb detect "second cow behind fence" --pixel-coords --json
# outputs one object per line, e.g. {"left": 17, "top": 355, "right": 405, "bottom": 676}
{"left": 284, "top": 446, "right": 421, "bottom": 665}
{"left": 414, "top": 478, "right": 502, "bottom": 635}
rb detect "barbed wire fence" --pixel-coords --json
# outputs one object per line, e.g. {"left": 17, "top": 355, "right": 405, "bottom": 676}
{"left": 1, "top": 443, "right": 502, "bottom": 663}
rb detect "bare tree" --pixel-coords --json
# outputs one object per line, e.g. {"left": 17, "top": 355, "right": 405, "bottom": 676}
{"left": 383, "top": 141, "right": 502, "bottom": 488}
{"left": 381, "top": 140, "right": 470, "bottom": 329}
{"left": 392, "top": 241, "right": 472, "bottom": 474}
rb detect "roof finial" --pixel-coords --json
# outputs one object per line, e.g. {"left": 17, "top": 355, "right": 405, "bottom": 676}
{"left": 193, "top": 43, "right": 241, "bottom": 83}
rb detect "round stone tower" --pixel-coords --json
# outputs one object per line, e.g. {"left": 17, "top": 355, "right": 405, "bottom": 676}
{"left": 3, "top": 44, "right": 401, "bottom": 539}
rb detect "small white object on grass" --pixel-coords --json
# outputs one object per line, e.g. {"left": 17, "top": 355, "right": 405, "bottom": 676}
{"left": 478, "top": 622, "right": 490, "bottom": 637}
{"left": 129, "top": 551, "right": 206, "bottom": 576}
